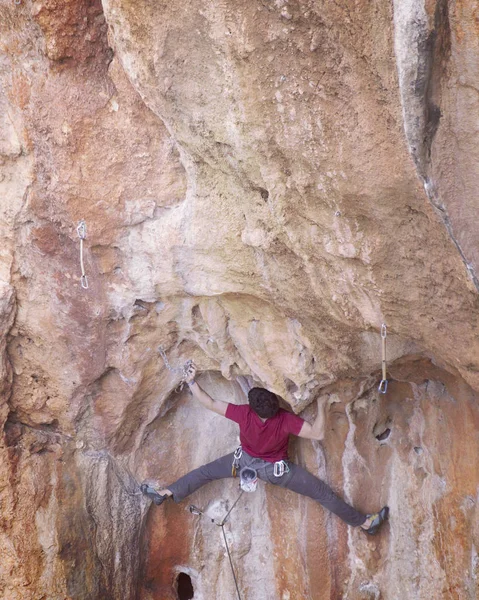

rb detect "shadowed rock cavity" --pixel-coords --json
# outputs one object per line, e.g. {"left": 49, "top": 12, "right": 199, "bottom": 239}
{"left": 177, "top": 573, "right": 194, "bottom": 600}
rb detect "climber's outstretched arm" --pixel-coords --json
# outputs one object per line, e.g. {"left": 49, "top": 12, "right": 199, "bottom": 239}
{"left": 187, "top": 380, "right": 228, "bottom": 416}
{"left": 185, "top": 365, "right": 228, "bottom": 416}
{"left": 297, "top": 396, "right": 327, "bottom": 440}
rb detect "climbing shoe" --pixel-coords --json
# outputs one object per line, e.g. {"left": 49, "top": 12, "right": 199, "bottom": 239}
{"left": 140, "top": 483, "right": 169, "bottom": 506}
{"left": 362, "top": 506, "right": 389, "bottom": 535}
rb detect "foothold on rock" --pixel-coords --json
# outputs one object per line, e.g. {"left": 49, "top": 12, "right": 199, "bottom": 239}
{"left": 358, "top": 581, "right": 381, "bottom": 599}
{"left": 375, "top": 428, "right": 391, "bottom": 442}
{"left": 259, "top": 187, "right": 269, "bottom": 201}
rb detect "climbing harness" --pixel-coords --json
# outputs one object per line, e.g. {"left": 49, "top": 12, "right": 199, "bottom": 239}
{"left": 158, "top": 345, "right": 193, "bottom": 392}
{"left": 233, "top": 446, "right": 289, "bottom": 479}
{"left": 378, "top": 323, "right": 388, "bottom": 394}
{"left": 189, "top": 487, "right": 246, "bottom": 600}
{"left": 273, "top": 459, "right": 290, "bottom": 478}
{"left": 76, "top": 220, "right": 88, "bottom": 289}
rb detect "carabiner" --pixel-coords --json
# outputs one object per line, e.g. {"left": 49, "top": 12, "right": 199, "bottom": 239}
{"left": 77, "top": 220, "right": 87, "bottom": 240}
{"left": 189, "top": 505, "right": 203, "bottom": 516}
{"left": 273, "top": 460, "right": 290, "bottom": 477}
{"left": 378, "top": 379, "right": 388, "bottom": 394}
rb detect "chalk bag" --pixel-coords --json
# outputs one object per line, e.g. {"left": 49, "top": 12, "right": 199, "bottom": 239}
{"left": 239, "top": 467, "right": 258, "bottom": 493}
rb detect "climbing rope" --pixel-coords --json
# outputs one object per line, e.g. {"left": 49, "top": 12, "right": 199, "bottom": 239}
{"left": 158, "top": 345, "right": 193, "bottom": 392}
{"left": 221, "top": 523, "right": 242, "bottom": 600}
{"left": 378, "top": 323, "right": 388, "bottom": 394}
{"left": 189, "top": 489, "right": 244, "bottom": 600}
{"left": 218, "top": 489, "right": 244, "bottom": 527}
{"left": 76, "top": 220, "right": 88, "bottom": 289}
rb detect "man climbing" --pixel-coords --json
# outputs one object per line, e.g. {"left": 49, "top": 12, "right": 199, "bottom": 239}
{"left": 141, "top": 365, "right": 389, "bottom": 535}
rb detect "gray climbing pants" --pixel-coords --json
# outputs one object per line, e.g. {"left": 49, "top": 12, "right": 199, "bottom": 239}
{"left": 168, "top": 450, "right": 366, "bottom": 527}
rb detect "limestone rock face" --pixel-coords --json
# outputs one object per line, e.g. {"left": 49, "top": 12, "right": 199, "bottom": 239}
{"left": 1, "top": 1, "right": 479, "bottom": 599}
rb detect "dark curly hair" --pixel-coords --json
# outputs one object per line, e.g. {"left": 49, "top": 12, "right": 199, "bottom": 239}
{"left": 248, "top": 387, "right": 279, "bottom": 419}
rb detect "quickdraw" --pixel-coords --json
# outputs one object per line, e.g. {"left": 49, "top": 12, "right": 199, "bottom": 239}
{"left": 158, "top": 345, "right": 193, "bottom": 392}
{"left": 231, "top": 446, "right": 242, "bottom": 477}
{"left": 378, "top": 323, "right": 388, "bottom": 394}
{"left": 76, "top": 220, "right": 88, "bottom": 289}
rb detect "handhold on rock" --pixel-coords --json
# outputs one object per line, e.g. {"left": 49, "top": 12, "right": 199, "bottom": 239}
{"left": 376, "top": 428, "right": 391, "bottom": 442}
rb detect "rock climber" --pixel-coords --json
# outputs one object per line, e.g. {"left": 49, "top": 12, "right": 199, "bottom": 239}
{"left": 141, "top": 364, "right": 389, "bottom": 535}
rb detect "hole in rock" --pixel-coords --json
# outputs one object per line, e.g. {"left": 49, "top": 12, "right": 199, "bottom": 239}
{"left": 176, "top": 572, "right": 194, "bottom": 600}
{"left": 4, "top": 420, "right": 22, "bottom": 447}
{"left": 258, "top": 187, "right": 269, "bottom": 201}
{"left": 133, "top": 299, "right": 148, "bottom": 311}
{"left": 414, "top": 446, "right": 423, "bottom": 455}
{"left": 375, "top": 428, "right": 391, "bottom": 442}
{"left": 284, "top": 377, "right": 298, "bottom": 394}
{"left": 191, "top": 304, "right": 202, "bottom": 325}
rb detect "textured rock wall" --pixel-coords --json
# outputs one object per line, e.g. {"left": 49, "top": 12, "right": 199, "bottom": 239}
{"left": 138, "top": 366, "right": 479, "bottom": 600}
{"left": 1, "top": 0, "right": 479, "bottom": 599}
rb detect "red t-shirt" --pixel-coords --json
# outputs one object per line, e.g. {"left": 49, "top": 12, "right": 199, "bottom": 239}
{"left": 225, "top": 404, "right": 304, "bottom": 463}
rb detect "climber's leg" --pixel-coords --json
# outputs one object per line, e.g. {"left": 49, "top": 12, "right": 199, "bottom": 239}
{"left": 165, "top": 452, "right": 236, "bottom": 503}
{"left": 269, "top": 462, "right": 367, "bottom": 527}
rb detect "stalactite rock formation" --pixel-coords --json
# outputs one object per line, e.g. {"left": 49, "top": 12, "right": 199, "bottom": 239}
{"left": 1, "top": 1, "right": 479, "bottom": 599}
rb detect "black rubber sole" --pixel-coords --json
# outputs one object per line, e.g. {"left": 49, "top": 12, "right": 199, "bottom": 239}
{"left": 363, "top": 506, "right": 389, "bottom": 535}
{"left": 140, "top": 483, "right": 168, "bottom": 505}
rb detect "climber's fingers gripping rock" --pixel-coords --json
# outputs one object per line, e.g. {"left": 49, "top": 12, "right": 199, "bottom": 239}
{"left": 185, "top": 362, "right": 197, "bottom": 384}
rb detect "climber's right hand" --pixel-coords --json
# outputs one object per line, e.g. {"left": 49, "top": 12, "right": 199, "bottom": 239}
{"left": 185, "top": 362, "right": 197, "bottom": 384}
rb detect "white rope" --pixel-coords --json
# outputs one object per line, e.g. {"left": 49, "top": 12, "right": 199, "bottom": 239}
{"left": 76, "top": 220, "right": 88, "bottom": 289}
